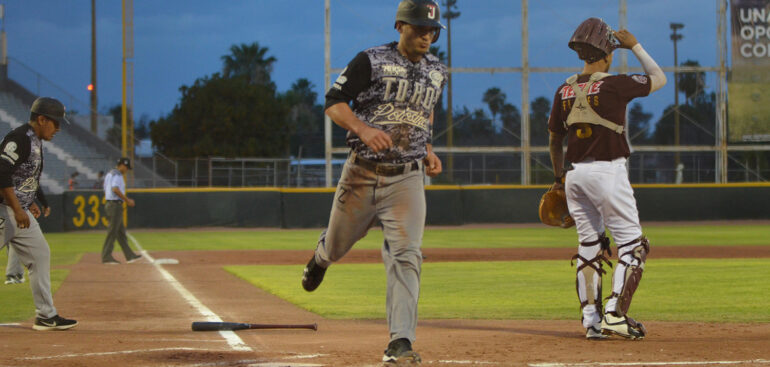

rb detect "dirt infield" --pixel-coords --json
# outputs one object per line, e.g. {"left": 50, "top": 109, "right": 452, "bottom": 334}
{"left": 1, "top": 246, "right": 769, "bottom": 367}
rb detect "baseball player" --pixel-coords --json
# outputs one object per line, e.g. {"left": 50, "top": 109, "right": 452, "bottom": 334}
{"left": 301, "top": 0, "right": 446, "bottom": 363}
{"left": 101, "top": 157, "right": 140, "bottom": 264}
{"left": 4, "top": 188, "right": 50, "bottom": 284}
{"left": 547, "top": 18, "right": 666, "bottom": 340}
{"left": 0, "top": 97, "right": 77, "bottom": 330}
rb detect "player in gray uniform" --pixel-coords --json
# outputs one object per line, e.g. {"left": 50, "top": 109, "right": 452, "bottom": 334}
{"left": 0, "top": 97, "right": 77, "bottom": 330}
{"left": 4, "top": 187, "right": 50, "bottom": 284}
{"left": 301, "top": 0, "right": 446, "bottom": 364}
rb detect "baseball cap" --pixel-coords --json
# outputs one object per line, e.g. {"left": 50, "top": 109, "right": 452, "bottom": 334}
{"left": 30, "top": 97, "right": 70, "bottom": 125}
{"left": 117, "top": 157, "right": 132, "bottom": 169}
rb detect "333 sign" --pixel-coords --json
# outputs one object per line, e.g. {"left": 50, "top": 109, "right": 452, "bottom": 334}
{"left": 71, "top": 194, "right": 110, "bottom": 228}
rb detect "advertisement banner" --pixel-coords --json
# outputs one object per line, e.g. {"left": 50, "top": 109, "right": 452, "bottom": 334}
{"left": 729, "top": 0, "right": 770, "bottom": 142}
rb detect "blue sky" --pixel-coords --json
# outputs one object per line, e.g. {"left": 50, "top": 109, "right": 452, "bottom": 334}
{"left": 3, "top": 0, "right": 725, "bottom": 127}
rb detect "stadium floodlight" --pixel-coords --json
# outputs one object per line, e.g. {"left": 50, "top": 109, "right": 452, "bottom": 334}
{"left": 670, "top": 22, "right": 684, "bottom": 168}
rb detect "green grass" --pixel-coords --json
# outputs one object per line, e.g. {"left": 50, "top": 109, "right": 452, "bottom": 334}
{"left": 131, "top": 224, "right": 770, "bottom": 251}
{"left": 1, "top": 223, "right": 769, "bottom": 323}
{"left": 0, "top": 233, "right": 95, "bottom": 323}
{"left": 226, "top": 258, "right": 770, "bottom": 322}
{"left": 0, "top": 269, "right": 69, "bottom": 322}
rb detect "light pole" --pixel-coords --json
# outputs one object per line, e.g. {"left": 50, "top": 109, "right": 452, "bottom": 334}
{"left": 90, "top": 0, "right": 97, "bottom": 134}
{"left": 443, "top": 0, "right": 460, "bottom": 182}
{"left": 670, "top": 22, "right": 683, "bottom": 169}
{"left": 1, "top": 4, "right": 7, "bottom": 80}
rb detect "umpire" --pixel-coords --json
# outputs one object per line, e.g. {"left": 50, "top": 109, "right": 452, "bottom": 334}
{"left": 0, "top": 97, "right": 77, "bottom": 330}
{"left": 101, "top": 157, "right": 141, "bottom": 264}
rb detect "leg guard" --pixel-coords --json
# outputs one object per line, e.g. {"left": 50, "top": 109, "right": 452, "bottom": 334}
{"left": 571, "top": 233, "right": 612, "bottom": 328}
{"left": 607, "top": 236, "right": 650, "bottom": 315}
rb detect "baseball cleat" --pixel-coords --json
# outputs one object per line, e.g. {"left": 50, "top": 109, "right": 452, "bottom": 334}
{"left": 585, "top": 325, "right": 608, "bottom": 340}
{"left": 301, "top": 256, "right": 327, "bottom": 292}
{"left": 601, "top": 313, "right": 646, "bottom": 340}
{"left": 103, "top": 259, "right": 120, "bottom": 265}
{"left": 4, "top": 274, "right": 24, "bottom": 284}
{"left": 33, "top": 315, "right": 78, "bottom": 331}
{"left": 382, "top": 338, "right": 421, "bottom": 365}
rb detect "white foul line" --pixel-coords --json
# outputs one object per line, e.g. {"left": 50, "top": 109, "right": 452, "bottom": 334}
{"left": 529, "top": 359, "right": 770, "bottom": 367}
{"left": 439, "top": 361, "right": 497, "bottom": 365}
{"left": 19, "top": 347, "right": 218, "bottom": 360}
{"left": 179, "top": 359, "right": 325, "bottom": 367}
{"left": 283, "top": 354, "right": 329, "bottom": 360}
{"left": 128, "top": 233, "right": 252, "bottom": 352}
{"left": 248, "top": 364, "right": 323, "bottom": 367}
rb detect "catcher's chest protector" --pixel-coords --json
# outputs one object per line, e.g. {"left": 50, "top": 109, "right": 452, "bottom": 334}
{"left": 565, "top": 72, "right": 624, "bottom": 134}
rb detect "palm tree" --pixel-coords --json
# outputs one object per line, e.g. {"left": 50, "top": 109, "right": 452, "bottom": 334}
{"left": 287, "top": 78, "right": 318, "bottom": 106}
{"left": 221, "top": 42, "right": 277, "bottom": 87}
{"left": 529, "top": 96, "right": 551, "bottom": 146}
{"left": 284, "top": 78, "right": 320, "bottom": 133}
{"left": 677, "top": 60, "right": 705, "bottom": 105}
{"left": 482, "top": 87, "right": 506, "bottom": 124}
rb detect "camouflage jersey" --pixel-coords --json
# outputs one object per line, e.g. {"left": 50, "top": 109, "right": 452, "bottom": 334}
{"left": 0, "top": 124, "right": 44, "bottom": 209}
{"left": 326, "top": 42, "right": 448, "bottom": 164}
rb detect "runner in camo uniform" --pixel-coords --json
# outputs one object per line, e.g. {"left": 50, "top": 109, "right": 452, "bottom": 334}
{"left": 301, "top": 0, "right": 447, "bottom": 364}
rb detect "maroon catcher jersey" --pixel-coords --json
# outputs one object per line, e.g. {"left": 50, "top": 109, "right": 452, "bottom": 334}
{"left": 548, "top": 73, "right": 652, "bottom": 163}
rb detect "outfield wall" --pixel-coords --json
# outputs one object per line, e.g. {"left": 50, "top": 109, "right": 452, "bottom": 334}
{"left": 37, "top": 184, "right": 769, "bottom": 232}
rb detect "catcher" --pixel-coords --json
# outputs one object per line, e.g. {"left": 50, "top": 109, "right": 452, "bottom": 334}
{"left": 546, "top": 18, "right": 666, "bottom": 340}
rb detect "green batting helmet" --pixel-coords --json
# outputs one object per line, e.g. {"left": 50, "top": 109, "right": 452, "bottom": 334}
{"left": 394, "top": 0, "right": 445, "bottom": 43}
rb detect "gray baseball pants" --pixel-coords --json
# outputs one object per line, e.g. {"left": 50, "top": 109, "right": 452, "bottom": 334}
{"left": 314, "top": 155, "right": 425, "bottom": 343}
{"left": 5, "top": 244, "right": 23, "bottom": 277}
{"left": 0, "top": 204, "right": 57, "bottom": 318}
{"left": 101, "top": 201, "right": 138, "bottom": 262}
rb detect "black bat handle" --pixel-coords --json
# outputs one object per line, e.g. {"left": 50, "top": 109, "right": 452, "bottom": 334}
{"left": 191, "top": 322, "right": 248, "bottom": 331}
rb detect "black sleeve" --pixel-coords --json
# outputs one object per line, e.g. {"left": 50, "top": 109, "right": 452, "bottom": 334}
{"left": 36, "top": 187, "right": 49, "bottom": 208}
{"left": 0, "top": 133, "right": 31, "bottom": 188}
{"left": 324, "top": 51, "right": 372, "bottom": 110}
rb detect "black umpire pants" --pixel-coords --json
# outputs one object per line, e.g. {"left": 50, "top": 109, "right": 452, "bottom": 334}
{"left": 101, "top": 201, "right": 138, "bottom": 262}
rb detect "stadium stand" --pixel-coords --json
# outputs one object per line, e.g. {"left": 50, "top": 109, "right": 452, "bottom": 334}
{"left": 0, "top": 84, "right": 168, "bottom": 193}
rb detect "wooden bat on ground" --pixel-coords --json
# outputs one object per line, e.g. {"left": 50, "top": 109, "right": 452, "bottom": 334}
{"left": 191, "top": 321, "right": 318, "bottom": 332}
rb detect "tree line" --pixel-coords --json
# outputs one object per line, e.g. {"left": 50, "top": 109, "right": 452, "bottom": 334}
{"left": 99, "top": 41, "right": 720, "bottom": 161}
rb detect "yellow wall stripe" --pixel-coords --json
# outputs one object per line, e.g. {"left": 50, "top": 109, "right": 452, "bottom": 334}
{"left": 127, "top": 182, "right": 769, "bottom": 194}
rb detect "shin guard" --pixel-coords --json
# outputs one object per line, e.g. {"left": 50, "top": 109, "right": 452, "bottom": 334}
{"left": 572, "top": 234, "right": 613, "bottom": 325}
{"left": 609, "top": 236, "right": 650, "bottom": 315}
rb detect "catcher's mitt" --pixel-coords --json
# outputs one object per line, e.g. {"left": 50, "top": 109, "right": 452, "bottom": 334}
{"left": 538, "top": 189, "right": 575, "bottom": 228}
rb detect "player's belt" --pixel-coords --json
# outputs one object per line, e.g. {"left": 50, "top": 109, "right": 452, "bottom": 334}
{"left": 353, "top": 155, "right": 418, "bottom": 177}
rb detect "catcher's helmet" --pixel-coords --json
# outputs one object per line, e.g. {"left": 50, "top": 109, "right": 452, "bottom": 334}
{"left": 568, "top": 18, "right": 619, "bottom": 63}
{"left": 394, "top": 0, "right": 445, "bottom": 43}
